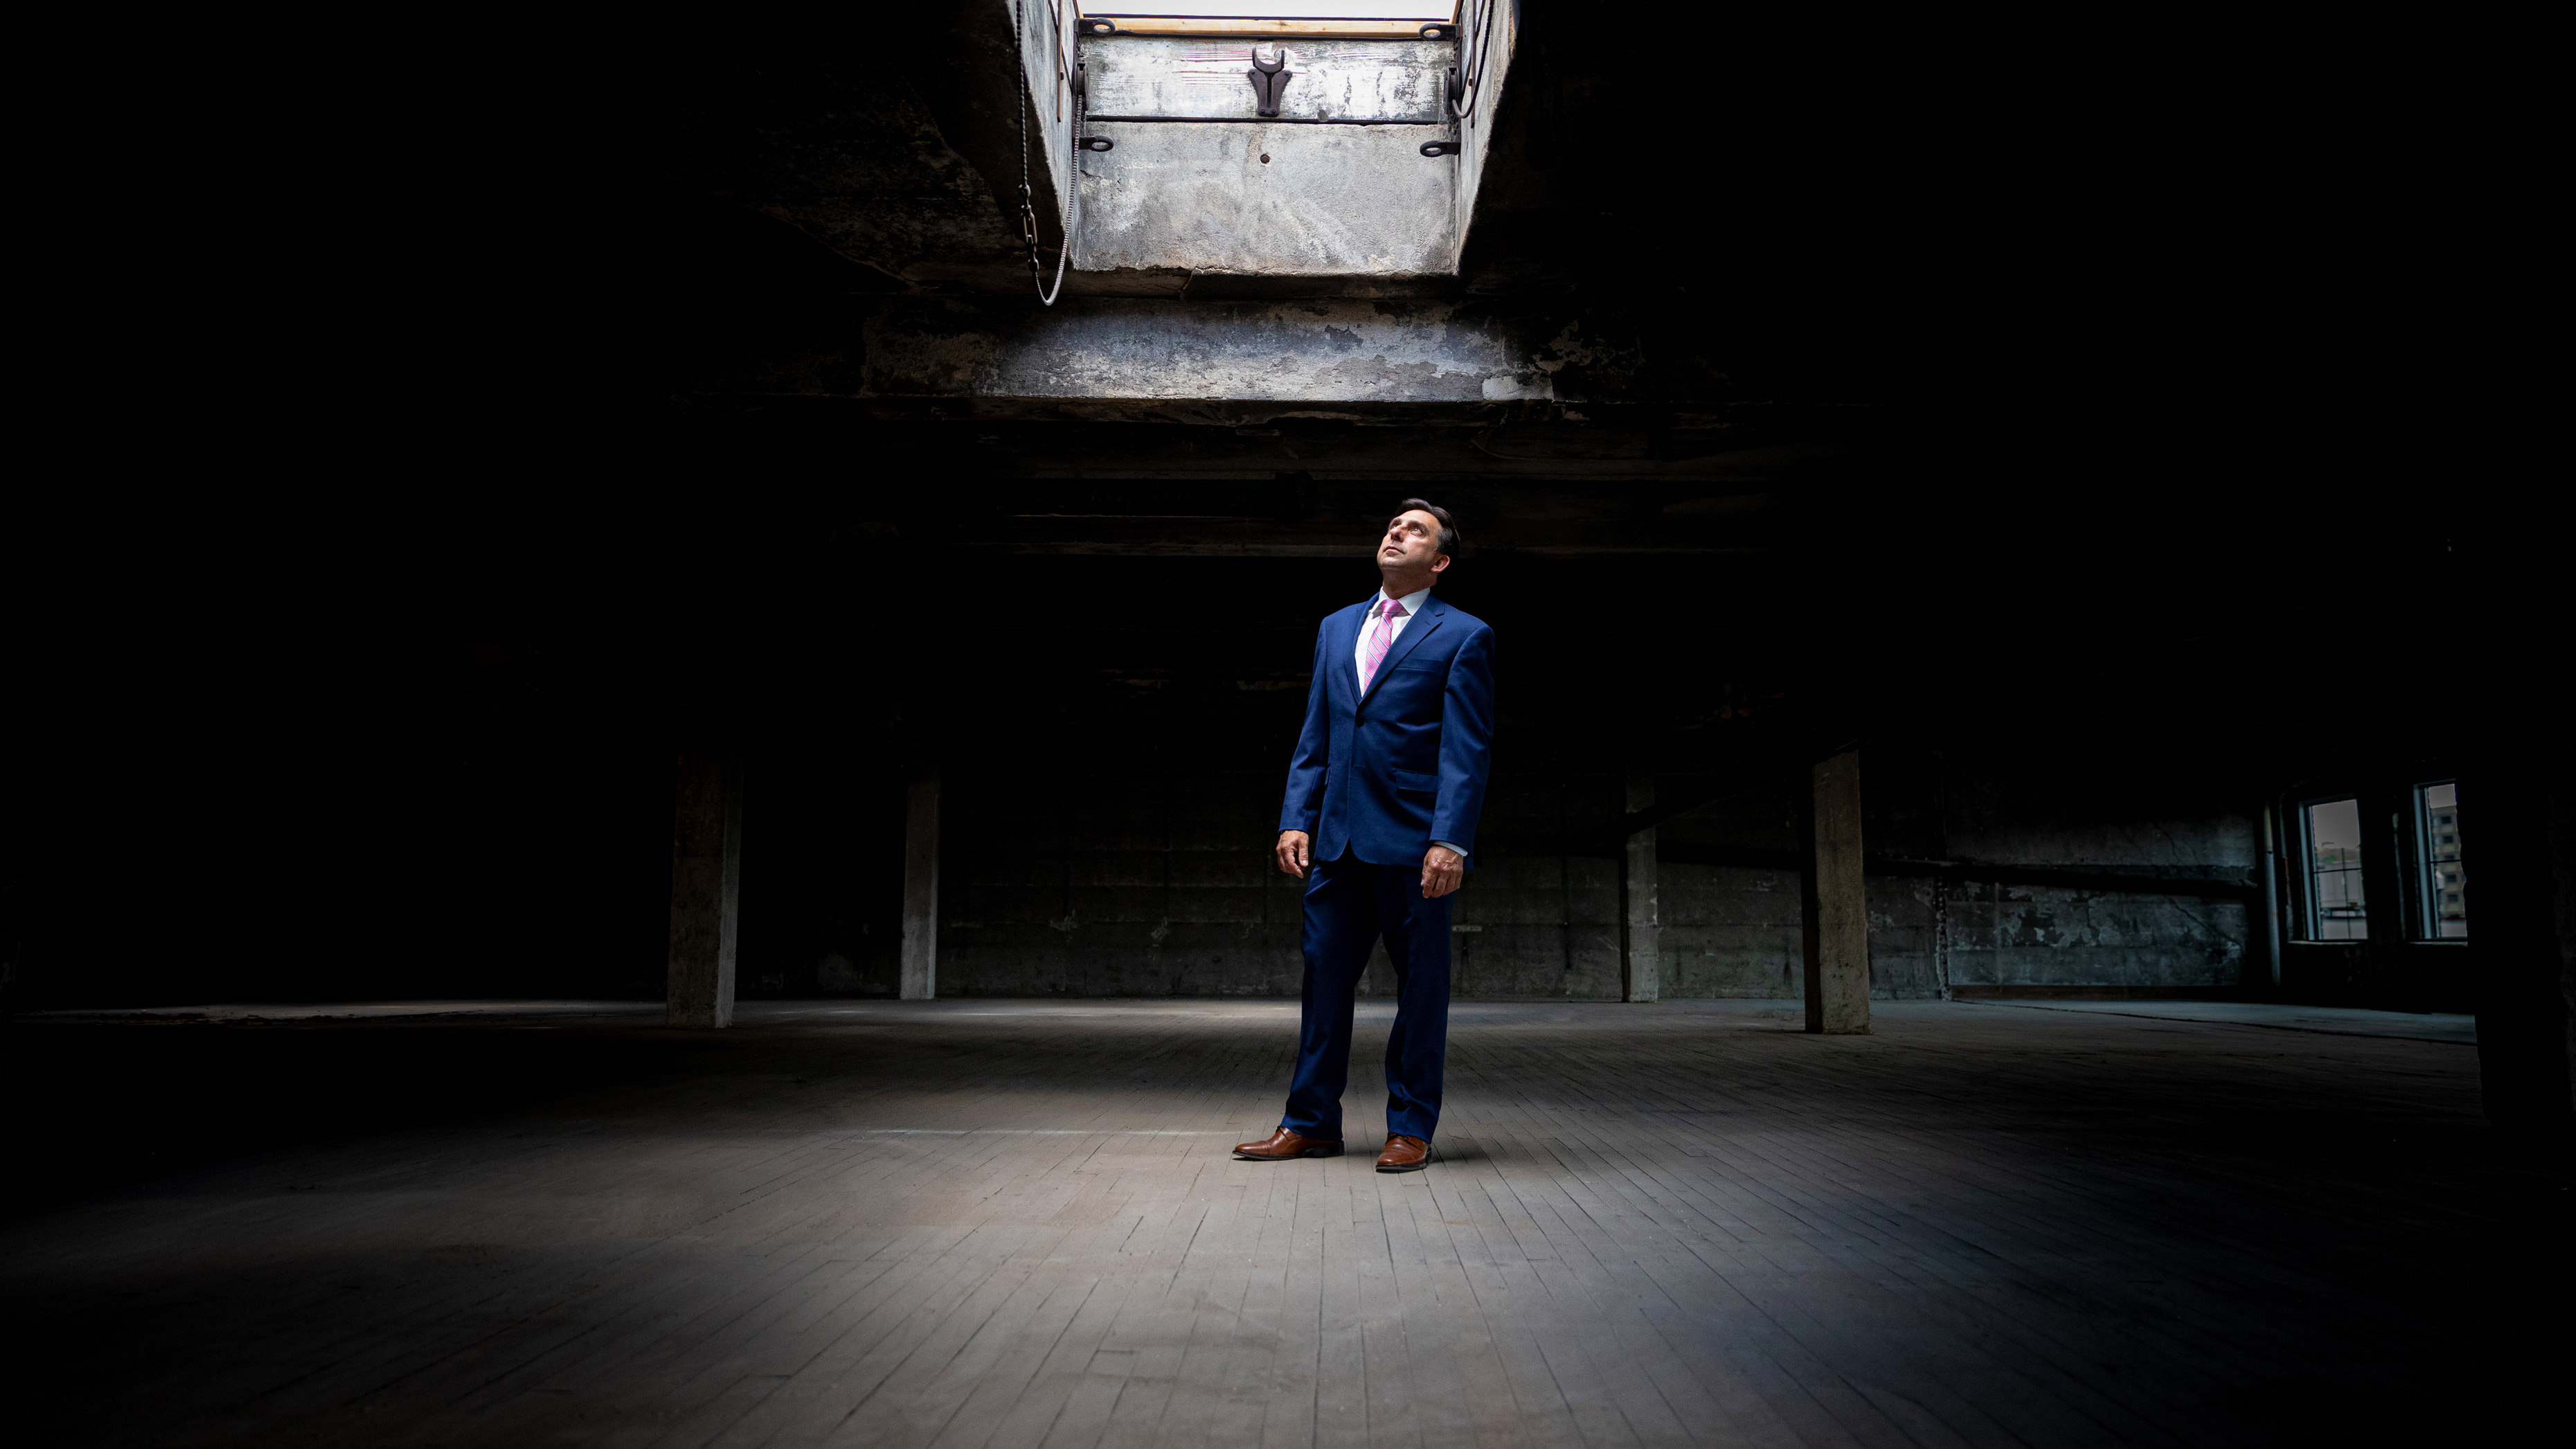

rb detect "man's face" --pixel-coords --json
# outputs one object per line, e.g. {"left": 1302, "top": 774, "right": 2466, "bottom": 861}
{"left": 1380, "top": 509, "right": 1448, "bottom": 579}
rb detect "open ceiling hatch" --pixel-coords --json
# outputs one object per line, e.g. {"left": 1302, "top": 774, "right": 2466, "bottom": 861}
{"left": 1010, "top": 1, "right": 1513, "bottom": 290}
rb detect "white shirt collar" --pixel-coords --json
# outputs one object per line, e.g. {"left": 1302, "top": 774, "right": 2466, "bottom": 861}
{"left": 1372, "top": 585, "right": 1433, "bottom": 617}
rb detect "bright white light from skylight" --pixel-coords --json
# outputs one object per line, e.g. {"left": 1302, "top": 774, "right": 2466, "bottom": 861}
{"left": 1080, "top": 4, "right": 1456, "bottom": 18}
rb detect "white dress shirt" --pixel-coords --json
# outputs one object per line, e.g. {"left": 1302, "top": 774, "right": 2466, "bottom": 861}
{"left": 1354, "top": 586, "right": 1466, "bottom": 862}
{"left": 1354, "top": 585, "right": 1434, "bottom": 681}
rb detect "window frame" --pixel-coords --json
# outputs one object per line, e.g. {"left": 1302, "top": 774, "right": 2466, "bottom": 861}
{"left": 2291, "top": 793, "right": 2371, "bottom": 943}
{"left": 2408, "top": 779, "right": 2468, "bottom": 941}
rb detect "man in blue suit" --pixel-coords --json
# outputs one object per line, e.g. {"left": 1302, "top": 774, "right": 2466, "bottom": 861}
{"left": 1235, "top": 501, "right": 1495, "bottom": 1173}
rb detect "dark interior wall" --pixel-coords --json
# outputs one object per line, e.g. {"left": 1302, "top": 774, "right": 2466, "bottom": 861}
{"left": 3, "top": 487, "right": 2486, "bottom": 1014}
{"left": 734, "top": 746, "right": 909, "bottom": 999}
{"left": 1649, "top": 746, "right": 2260, "bottom": 1000}
{"left": 929, "top": 764, "right": 1631, "bottom": 1002}
{"left": 936, "top": 765, "right": 1304, "bottom": 998}
{"left": 922, "top": 747, "right": 2261, "bottom": 1004}
{"left": 1926, "top": 750, "right": 2260, "bottom": 996}
{"left": 7, "top": 7, "right": 2539, "bottom": 1041}
{"left": 718, "top": 542, "right": 2294, "bottom": 1005}
{"left": 1929, "top": 879, "right": 2251, "bottom": 997}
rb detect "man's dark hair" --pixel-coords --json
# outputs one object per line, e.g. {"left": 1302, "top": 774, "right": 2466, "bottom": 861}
{"left": 1394, "top": 499, "right": 1460, "bottom": 560}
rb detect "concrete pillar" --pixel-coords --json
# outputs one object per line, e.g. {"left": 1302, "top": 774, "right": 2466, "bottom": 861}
{"left": 1803, "top": 749, "right": 1870, "bottom": 1034}
{"left": 667, "top": 752, "right": 743, "bottom": 1029}
{"left": 1621, "top": 770, "right": 1660, "bottom": 1002}
{"left": 2255, "top": 803, "right": 2284, "bottom": 990}
{"left": 900, "top": 770, "right": 940, "bottom": 1000}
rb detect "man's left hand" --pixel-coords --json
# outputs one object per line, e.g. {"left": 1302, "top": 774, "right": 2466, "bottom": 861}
{"left": 1420, "top": 844, "right": 1465, "bottom": 899}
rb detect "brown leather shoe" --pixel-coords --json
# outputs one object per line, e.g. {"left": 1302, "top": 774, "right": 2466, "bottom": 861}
{"left": 1233, "top": 1127, "right": 1344, "bottom": 1161}
{"left": 1375, "top": 1135, "right": 1430, "bottom": 1172}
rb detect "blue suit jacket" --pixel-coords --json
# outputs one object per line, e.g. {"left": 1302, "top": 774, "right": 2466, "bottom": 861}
{"left": 1278, "top": 592, "right": 1496, "bottom": 865}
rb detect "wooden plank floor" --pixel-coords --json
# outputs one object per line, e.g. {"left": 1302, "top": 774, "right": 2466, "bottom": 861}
{"left": 2, "top": 1000, "right": 2565, "bottom": 1447}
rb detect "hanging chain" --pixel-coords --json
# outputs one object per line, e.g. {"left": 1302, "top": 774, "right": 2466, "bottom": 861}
{"left": 1014, "top": 0, "right": 1074, "bottom": 306}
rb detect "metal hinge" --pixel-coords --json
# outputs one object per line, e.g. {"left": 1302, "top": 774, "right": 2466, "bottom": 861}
{"left": 1071, "top": 62, "right": 1110, "bottom": 150}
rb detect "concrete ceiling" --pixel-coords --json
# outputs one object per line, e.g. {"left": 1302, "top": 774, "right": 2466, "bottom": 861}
{"left": 552, "top": 1, "right": 2393, "bottom": 591}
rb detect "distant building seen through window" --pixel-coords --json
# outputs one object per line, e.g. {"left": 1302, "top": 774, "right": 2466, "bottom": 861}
{"left": 2303, "top": 797, "right": 2367, "bottom": 940}
{"left": 2417, "top": 781, "right": 2466, "bottom": 938}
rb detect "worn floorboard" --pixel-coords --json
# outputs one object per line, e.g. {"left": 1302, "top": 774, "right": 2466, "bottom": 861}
{"left": 2, "top": 999, "right": 2564, "bottom": 1446}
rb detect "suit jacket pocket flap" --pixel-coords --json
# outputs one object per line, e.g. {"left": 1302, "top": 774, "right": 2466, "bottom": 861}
{"left": 1392, "top": 768, "right": 1439, "bottom": 793}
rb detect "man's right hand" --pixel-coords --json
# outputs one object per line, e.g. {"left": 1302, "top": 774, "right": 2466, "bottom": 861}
{"left": 1275, "top": 830, "right": 1312, "bottom": 880}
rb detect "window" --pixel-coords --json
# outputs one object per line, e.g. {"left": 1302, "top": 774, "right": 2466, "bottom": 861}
{"left": 2300, "top": 797, "right": 2368, "bottom": 940}
{"left": 2415, "top": 781, "right": 2467, "bottom": 938}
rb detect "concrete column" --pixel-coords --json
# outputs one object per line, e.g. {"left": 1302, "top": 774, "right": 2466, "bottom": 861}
{"left": 667, "top": 752, "right": 744, "bottom": 1029}
{"left": 1803, "top": 749, "right": 1870, "bottom": 1034}
{"left": 1621, "top": 770, "right": 1659, "bottom": 1002}
{"left": 2255, "top": 803, "right": 2284, "bottom": 990}
{"left": 900, "top": 770, "right": 940, "bottom": 1000}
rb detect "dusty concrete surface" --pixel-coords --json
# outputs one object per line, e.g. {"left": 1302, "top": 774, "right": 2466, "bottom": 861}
{"left": 665, "top": 752, "right": 742, "bottom": 1029}
{"left": 1068, "top": 33, "right": 1473, "bottom": 281}
{"left": 857, "top": 297, "right": 1582, "bottom": 408}
{"left": 900, "top": 775, "right": 941, "bottom": 1001}
{"left": 1806, "top": 750, "right": 1870, "bottom": 1033}
{"left": 1077, "top": 121, "right": 1455, "bottom": 277}
{"left": 1622, "top": 770, "right": 1660, "bottom": 1002}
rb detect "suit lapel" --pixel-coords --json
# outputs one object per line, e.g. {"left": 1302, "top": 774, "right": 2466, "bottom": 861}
{"left": 1361, "top": 597, "right": 1446, "bottom": 704}
{"left": 1332, "top": 598, "right": 1370, "bottom": 706}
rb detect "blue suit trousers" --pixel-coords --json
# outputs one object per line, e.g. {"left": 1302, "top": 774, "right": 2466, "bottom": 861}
{"left": 1281, "top": 849, "right": 1452, "bottom": 1143}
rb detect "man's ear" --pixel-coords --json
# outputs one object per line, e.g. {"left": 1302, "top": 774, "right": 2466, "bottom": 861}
{"left": 1431, "top": 553, "right": 1449, "bottom": 576}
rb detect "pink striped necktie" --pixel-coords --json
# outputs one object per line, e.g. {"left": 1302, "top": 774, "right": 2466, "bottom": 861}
{"left": 1358, "top": 596, "right": 1408, "bottom": 693}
